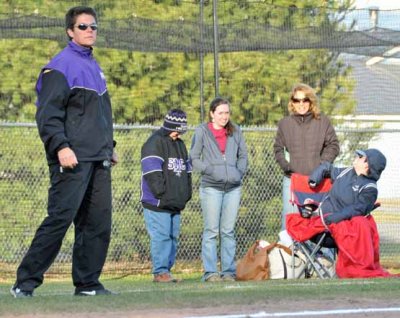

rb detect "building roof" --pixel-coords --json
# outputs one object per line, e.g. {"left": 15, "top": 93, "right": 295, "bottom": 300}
{"left": 343, "top": 54, "right": 400, "bottom": 115}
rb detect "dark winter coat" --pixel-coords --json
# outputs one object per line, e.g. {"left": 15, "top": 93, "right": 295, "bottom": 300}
{"left": 141, "top": 128, "right": 192, "bottom": 213}
{"left": 274, "top": 112, "right": 339, "bottom": 176}
{"left": 35, "top": 41, "right": 114, "bottom": 164}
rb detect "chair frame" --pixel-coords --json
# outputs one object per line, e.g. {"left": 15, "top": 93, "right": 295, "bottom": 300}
{"left": 288, "top": 173, "right": 336, "bottom": 279}
{"left": 291, "top": 230, "right": 336, "bottom": 278}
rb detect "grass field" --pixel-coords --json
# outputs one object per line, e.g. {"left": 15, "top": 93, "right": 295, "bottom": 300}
{"left": 1, "top": 273, "right": 400, "bottom": 317}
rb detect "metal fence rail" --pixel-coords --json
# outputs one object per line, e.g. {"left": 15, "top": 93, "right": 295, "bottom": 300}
{"left": 0, "top": 123, "right": 399, "bottom": 277}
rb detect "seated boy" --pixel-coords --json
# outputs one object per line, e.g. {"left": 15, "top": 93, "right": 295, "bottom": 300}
{"left": 287, "top": 149, "right": 396, "bottom": 278}
{"left": 308, "top": 148, "right": 385, "bottom": 226}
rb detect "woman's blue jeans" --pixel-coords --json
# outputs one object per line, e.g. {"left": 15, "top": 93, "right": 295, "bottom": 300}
{"left": 143, "top": 208, "right": 180, "bottom": 275}
{"left": 200, "top": 186, "right": 241, "bottom": 279}
{"left": 281, "top": 175, "right": 296, "bottom": 230}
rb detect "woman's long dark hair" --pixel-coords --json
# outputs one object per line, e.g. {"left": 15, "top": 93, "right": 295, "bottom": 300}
{"left": 209, "top": 97, "right": 235, "bottom": 136}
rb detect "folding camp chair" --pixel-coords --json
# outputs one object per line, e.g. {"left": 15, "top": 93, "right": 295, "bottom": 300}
{"left": 288, "top": 173, "right": 336, "bottom": 279}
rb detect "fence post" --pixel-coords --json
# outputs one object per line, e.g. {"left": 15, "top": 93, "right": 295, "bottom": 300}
{"left": 212, "top": 0, "right": 219, "bottom": 97}
{"left": 200, "top": 0, "right": 205, "bottom": 122}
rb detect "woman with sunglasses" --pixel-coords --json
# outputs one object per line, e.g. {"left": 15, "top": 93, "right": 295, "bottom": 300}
{"left": 274, "top": 83, "right": 339, "bottom": 231}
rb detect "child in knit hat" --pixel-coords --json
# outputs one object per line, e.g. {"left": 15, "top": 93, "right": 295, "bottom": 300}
{"left": 140, "top": 109, "right": 192, "bottom": 283}
{"left": 162, "top": 109, "right": 188, "bottom": 135}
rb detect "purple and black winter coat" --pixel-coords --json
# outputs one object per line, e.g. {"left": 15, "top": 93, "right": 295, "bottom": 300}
{"left": 35, "top": 41, "right": 114, "bottom": 164}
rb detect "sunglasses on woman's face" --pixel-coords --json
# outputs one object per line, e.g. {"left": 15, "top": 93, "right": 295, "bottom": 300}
{"left": 75, "top": 23, "right": 98, "bottom": 31}
{"left": 291, "top": 97, "right": 311, "bottom": 104}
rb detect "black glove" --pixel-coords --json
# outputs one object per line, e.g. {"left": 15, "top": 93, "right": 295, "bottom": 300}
{"left": 308, "top": 161, "right": 332, "bottom": 188}
{"left": 284, "top": 168, "right": 292, "bottom": 177}
{"left": 301, "top": 207, "right": 313, "bottom": 218}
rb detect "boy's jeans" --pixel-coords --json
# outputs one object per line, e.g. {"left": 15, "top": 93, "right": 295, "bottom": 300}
{"left": 144, "top": 208, "right": 180, "bottom": 275}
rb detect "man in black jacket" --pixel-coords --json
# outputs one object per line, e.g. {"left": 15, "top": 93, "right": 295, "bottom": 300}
{"left": 141, "top": 109, "right": 192, "bottom": 283}
{"left": 11, "top": 6, "right": 117, "bottom": 298}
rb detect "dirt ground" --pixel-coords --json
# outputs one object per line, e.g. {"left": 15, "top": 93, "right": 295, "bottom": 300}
{"left": 4, "top": 297, "right": 400, "bottom": 318}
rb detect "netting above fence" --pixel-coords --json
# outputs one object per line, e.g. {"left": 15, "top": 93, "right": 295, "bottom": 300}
{"left": 1, "top": 4, "right": 400, "bottom": 56}
{"left": 1, "top": 1, "right": 400, "bottom": 126}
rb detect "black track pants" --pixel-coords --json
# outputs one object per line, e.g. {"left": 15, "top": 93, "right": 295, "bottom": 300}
{"left": 15, "top": 161, "right": 112, "bottom": 292}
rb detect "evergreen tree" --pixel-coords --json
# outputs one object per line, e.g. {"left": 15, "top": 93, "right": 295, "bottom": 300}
{"left": 0, "top": 0, "right": 356, "bottom": 125}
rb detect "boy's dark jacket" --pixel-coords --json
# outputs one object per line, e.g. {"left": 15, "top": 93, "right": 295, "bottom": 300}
{"left": 140, "top": 128, "right": 192, "bottom": 213}
{"left": 309, "top": 149, "right": 386, "bottom": 225}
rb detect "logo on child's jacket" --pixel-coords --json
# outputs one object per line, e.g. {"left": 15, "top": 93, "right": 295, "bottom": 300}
{"left": 168, "top": 158, "right": 186, "bottom": 176}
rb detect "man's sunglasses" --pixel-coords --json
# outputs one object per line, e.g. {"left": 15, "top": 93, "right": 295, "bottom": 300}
{"left": 75, "top": 23, "right": 98, "bottom": 31}
{"left": 291, "top": 97, "right": 311, "bottom": 104}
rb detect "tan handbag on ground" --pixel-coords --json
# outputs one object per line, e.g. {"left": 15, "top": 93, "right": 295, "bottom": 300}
{"left": 236, "top": 240, "right": 276, "bottom": 281}
{"left": 236, "top": 240, "right": 306, "bottom": 280}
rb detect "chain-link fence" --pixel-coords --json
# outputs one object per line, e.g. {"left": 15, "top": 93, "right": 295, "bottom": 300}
{"left": 1, "top": 123, "right": 399, "bottom": 278}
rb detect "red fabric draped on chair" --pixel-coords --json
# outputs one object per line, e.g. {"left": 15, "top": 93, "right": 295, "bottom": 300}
{"left": 287, "top": 213, "right": 396, "bottom": 278}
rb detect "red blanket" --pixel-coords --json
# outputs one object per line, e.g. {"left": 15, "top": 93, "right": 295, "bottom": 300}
{"left": 286, "top": 214, "right": 395, "bottom": 278}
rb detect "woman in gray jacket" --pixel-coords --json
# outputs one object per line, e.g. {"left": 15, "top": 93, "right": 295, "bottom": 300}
{"left": 274, "top": 83, "right": 339, "bottom": 231}
{"left": 190, "top": 97, "right": 248, "bottom": 282}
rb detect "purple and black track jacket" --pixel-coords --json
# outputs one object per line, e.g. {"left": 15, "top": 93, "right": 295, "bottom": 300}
{"left": 141, "top": 128, "right": 192, "bottom": 214}
{"left": 35, "top": 41, "right": 114, "bottom": 165}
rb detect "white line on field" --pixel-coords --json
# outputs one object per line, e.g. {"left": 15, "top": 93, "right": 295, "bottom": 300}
{"left": 184, "top": 307, "right": 400, "bottom": 318}
{"left": 222, "top": 280, "right": 379, "bottom": 289}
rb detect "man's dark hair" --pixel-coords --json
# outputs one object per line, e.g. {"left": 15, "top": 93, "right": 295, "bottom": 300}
{"left": 65, "top": 6, "right": 97, "bottom": 36}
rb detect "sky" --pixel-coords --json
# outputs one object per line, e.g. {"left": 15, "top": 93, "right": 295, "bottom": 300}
{"left": 355, "top": 0, "right": 400, "bottom": 9}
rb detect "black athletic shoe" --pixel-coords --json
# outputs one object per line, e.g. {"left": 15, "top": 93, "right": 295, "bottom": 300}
{"left": 10, "top": 286, "right": 33, "bottom": 298}
{"left": 74, "top": 288, "right": 117, "bottom": 296}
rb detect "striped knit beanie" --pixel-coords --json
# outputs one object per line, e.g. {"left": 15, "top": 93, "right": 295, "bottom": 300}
{"left": 163, "top": 109, "right": 188, "bottom": 134}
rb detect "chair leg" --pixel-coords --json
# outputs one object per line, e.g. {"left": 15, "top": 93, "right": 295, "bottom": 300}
{"left": 296, "top": 240, "right": 336, "bottom": 279}
{"left": 291, "top": 240, "right": 295, "bottom": 278}
{"left": 292, "top": 242, "right": 310, "bottom": 279}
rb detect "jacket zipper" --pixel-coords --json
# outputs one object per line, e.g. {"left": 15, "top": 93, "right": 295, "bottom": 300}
{"left": 223, "top": 153, "right": 228, "bottom": 191}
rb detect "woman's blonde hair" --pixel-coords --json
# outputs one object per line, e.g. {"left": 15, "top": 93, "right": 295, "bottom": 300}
{"left": 288, "top": 83, "right": 320, "bottom": 119}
